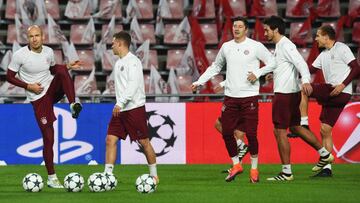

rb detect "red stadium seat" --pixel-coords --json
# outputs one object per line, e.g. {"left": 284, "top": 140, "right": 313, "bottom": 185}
{"left": 205, "top": 49, "right": 219, "bottom": 64}
{"left": 74, "top": 75, "right": 100, "bottom": 95}
{"left": 317, "top": 0, "right": 340, "bottom": 18}
{"left": 286, "top": 0, "right": 313, "bottom": 18}
{"left": 200, "top": 23, "right": 218, "bottom": 45}
{"left": 138, "top": 24, "right": 156, "bottom": 44}
{"left": 148, "top": 50, "right": 159, "bottom": 70}
{"left": 98, "top": 0, "right": 122, "bottom": 19}
{"left": 53, "top": 50, "right": 64, "bottom": 65}
{"left": 70, "top": 24, "right": 95, "bottom": 45}
{"left": 290, "top": 22, "right": 313, "bottom": 44}
{"left": 164, "top": 24, "right": 190, "bottom": 45}
{"left": 177, "top": 75, "right": 193, "bottom": 93}
{"left": 165, "top": 0, "right": 184, "bottom": 19}
{"left": 166, "top": 49, "right": 185, "bottom": 69}
{"left": 349, "top": 0, "right": 360, "bottom": 17}
{"left": 249, "top": 0, "right": 278, "bottom": 17}
{"left": 192, "top": 0, "right": 216, "bottom": 19}
{"left": 7, "top": 24, "right": 28, "bottom": 44}
{"left": 76, "top": 50, "right": 96, "bottom": 72}
{"left": 133, "top": 0, "right": 154, "bottom": 20}
{"left": 229, "top": 0, "right": 247, "bottom": 17}
{"left": 297, "top": 48, "right": 311, "bottom": 61}
{"left": 352, "top": 22, "right": 360, "bottom": 43}
{"left": 5, "top": 0, "right": 60, "bottom": 20}
{"left": 101, "top": 24, "right": 123, "bottom": 44}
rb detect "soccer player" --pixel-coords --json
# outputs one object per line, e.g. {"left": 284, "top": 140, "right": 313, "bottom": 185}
{"left": 247, "top": 16, "right": 334, "bottom": 181}
{"left": 192, "top": 17, "right": 276, "bottom": 182}
{"left": 6, "top": 25, "right": 82, "bottom": 188}
{"left": 308, "top": 25, "right": 360, "bottom": 177}
{"left": 103, "top": 31, "right": 158, "bottom": 183}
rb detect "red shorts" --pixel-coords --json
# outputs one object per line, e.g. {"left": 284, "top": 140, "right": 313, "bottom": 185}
{"left": 272, "top": 92, "right": 301, "bottom": 129}
{"left": 221, "top": 96, "right": 259, "bottom": 136}
{"left": 311, "top": 83, "right": 351, "bottom": 127}
{"left": 107, "top": 106, "right": 149, "bottom": 141}
{"left": 31, "top": 74, "right": 65, "bottom": 128}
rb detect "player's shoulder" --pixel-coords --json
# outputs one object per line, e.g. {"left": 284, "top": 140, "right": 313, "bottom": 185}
{"left": 41, "top": 45, "right": 54, "bottom": 54}
{"left": 334, "top": 41, "right": 350, "bottom": 51}
{"left": 12, "top": 46, "right": 29, "bottom": 59}
{"left": 221, "top": 39, "right": 235, "bottom": 47}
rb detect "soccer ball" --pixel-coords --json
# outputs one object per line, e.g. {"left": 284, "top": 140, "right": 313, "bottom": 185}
{"left": 135, "top": 174, "right": 157, "bottom": 194}
{"left": 103, "top": 172, "right": 118, "bottom": 191}
{"left": 22, "top": 173, "right": 44, "bottom": 192}
{"left": 64, "top": 172, "right": 84, "bottom": 192}
{"left": 87, "top": 172, "right": 107, "bottom": 192}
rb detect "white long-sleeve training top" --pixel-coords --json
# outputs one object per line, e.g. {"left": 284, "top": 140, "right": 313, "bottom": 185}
{"left": 252, "top": 36, "right": 311, "bottom": 94}
{"left": 114, "top": 52, "right": 146, "bottom": 112}
{"left": 193, "top": 38, "right": 275, "bottom": 98}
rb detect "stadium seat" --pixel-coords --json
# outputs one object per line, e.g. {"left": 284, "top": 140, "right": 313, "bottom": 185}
{"left": 205, "top": 49, "right": 219, "bottom": 64}
{"left": 103, "top": 75, "right": 115, "bottom": 95}
{"left": 164, "top": 24, "right": 190, "bottom": 45}
{"left": 322, "top": 22, "right": 344, "bottom": 42}
{"left": 70, "top": 24, "right": 95, "bottom": 45}
{"left": 138, "top": 24, "right": 156, "bottom": 44}
{"left": 53, "top": 50, "right": 64, "bottom": 64}
{"left": 177, "top": 75, "right": 193, "bottom": 93}
{"left": 286, "top": 0, "right": 313, "bottom": 18}
{"left": 229, "top": 0, "right": 247, "bottom": 17}
{"left": 98, "top": 0, "right": 122, "bottom": 19}
{"left": 192, "top": 0, "right": 216, "bottom": 19}
{"left": 147, "top": 50, "right": 159, "bottom": 70}
{"left": 348, "top": 0, "right": 360, "bottom": 17}
{"left": 249, "top": 0, "right": 278, "bottom": 17}
{"left": 352, "top": 22, "right": 360, "bottom": 43}
{"left": 166, "top": 0, "right": 184, "bottom": 19}
{"left": 317, "top": 0, "right": 340, "bottom": 18}
{"left": 101, "top": 50, "right": 118, "bottom": 72}
{"left": 76, "top": 50, "right": 96, "bottom": 72}
{"left": 200, "top": 24, "right": 218, "bottom": 45}
{"left": 5, "top": 0, "right": 60, "bottom": 20}
{"left": 74, "top": 74, "right": 100, "bottom": 95}
{"left": 64, "top": 0, "right": 92, "bottom": 20}
{"left": 290, "top": 22, "right": 313, "bottom": 44}
{"left": 297, "top": 48, "right": 311, "bottom": 61}
{"left": 101, "top": 24, "right": 123, "bottom": 44}
{"left": 166, "top": 49, "right": 185, "bottom": 69}
{"left": 132, "top": 0, "right": 154, "bottom": 20}
{"left": 7, "top": 24, "right": 28, "bottom": 44}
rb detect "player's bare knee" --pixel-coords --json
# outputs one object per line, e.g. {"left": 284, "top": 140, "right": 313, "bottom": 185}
{"left": 105, "top": 135, "right": 117, "bottom": 147}
{"left": 289, "top": 126, "right": 300, "bottom": 134}
{"left": 320, "top": 124, "right": 332, "bottom": 136}
{"left": 138, "top": 138, "right": 151, "bottom": 148}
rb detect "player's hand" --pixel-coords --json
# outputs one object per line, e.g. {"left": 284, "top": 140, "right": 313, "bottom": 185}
{"left": 112, "top": 105, "right": 121, "bottom": 117}
{"left": 302, "top": 83, "right": 313, "bottom": 96}
{"left": 191, "top": 84, "right": 199, "bottom": 93}
{"left": 330, "top": 83, "right": 345, "bottom": 96}
{"left": 265, "top": 73, "right": 273, "bottom": 82}
{"left": 247, "top": 72, "right": 257, "bottom": 83}
{"left": 67, "top": 60, "right": 84, "bottom": 70}
{"left": 27, "top": 83, "right": 44, "bottom": 94}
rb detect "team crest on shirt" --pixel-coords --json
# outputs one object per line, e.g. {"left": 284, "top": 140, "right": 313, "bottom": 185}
{"left": 40, "top": 117, "right": 47, "bottom": 125}
{"left": 244, "top": 50, "right": 250, "bottom": 55}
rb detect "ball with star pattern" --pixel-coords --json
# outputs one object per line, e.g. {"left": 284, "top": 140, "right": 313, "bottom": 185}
{"left": 22, "top": 173, "right": 44, "bottom": 192}
{"left": 135, "top": 174, "right": 157, "bottom": 194}
{"left": 64, "top": 172, "right": 84, "bottom": 192}
{"left": 87, "top": 172, "right": 107, "bottom": 192}
{"left": 104, "top": 172, "right": 118, "bottom": 191}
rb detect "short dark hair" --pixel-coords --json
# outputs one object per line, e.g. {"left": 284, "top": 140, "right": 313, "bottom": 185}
{"left": 263, "top": 16, "right": 286, "bottom": 35}
{"left": 318, "top": 25, "right": 336, "bottom": 40}
{"left": 232, "top": 16, "right": 249, "bottom": 29}
{"left": 113, "top": 31, "right": 131, "bottom": 48}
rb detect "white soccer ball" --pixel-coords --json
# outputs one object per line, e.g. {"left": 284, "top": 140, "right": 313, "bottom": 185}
{"left": 87, "top": 172, "right": 107, "bottom": 192}
{"left": 103, "top": 172, "right": 118, "bottom": 191}
{"left": 64, "top": 172, "right": 84, "bottom": 192}
{"left": 135, "top": 174, "right": 157, "bottom": 194}
{"left": 22, "top": 173, "right": 44, "bottom": 192}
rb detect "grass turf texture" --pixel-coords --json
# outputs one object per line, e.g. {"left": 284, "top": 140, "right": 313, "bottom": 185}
{"left": 0, "top": 164, "right": 359, "bottom": 203}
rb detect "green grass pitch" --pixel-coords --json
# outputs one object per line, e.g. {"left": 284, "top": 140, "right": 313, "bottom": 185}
{"left": 0, "top": 164, "right": 359, "bottom": 203}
